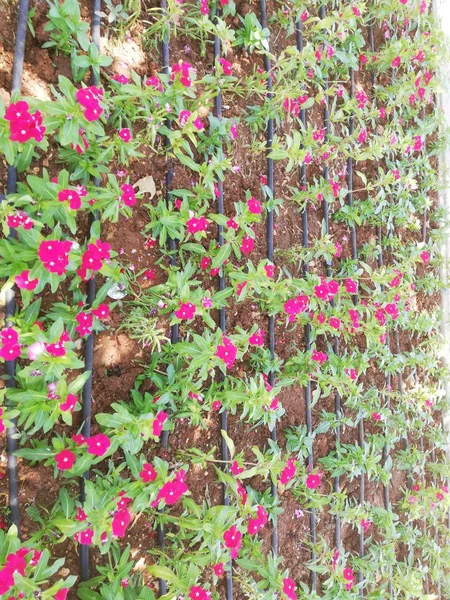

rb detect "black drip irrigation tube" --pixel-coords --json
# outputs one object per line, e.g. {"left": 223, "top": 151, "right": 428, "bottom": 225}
{"left": 156, "top": 1, "right": 178, "bottom": 595}
{"left": 319, "top": 4, "right": 341, "bottom": 551}
{"left": 213, "top": 20, "right": 233, "bottom": 600}
{"left": 2, "top": 0, "right": 31, "bottom": 536}
{"left": 347, "top": 67, "right": 365, "bottom": 596}
{"left": 369, "top": 22, "right": 393, "bottom": 597}
{"left": 79, "top": 0, "right": 101, "bottom": 582}
{"left": 259, "top": 0, "right": 278, "bottom": 557}
{"left": 295, "top": 19, "right": 317, "bottom": 593}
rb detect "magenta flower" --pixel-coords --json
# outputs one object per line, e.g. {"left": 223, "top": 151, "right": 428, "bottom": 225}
{"left": 193, "top": 117, "right": 204, "bottom": 131}
{"left": 329, "top": 317, "right": 341, "bottom": 330}
{"left": 140, "top": 462, "right": 157, "bottom": 483}
{"left": 60, "top": 394, "right": 78, "bottom": 413}
{"left": 75, "top": 528, "right": 94, "bottom": 545}
{"left": 7, "top": 210, "right": 33, "bottom": 229}
{"left": 344, "top": 278, "right": 357, "bottom": 294}
{"left": 58, "top": 189, "right": 81, "bottom": 210}
{"left": 223, "top": 525, "right": 242, "bottom": 558}
{"left": 216, "top": 336, "right": 237, "bottom": 369}
{"left": 55, "top": 449, "right": 76, "bottom": 471}
{"left": 86, "top": 433, "right": 111, "bottom": 456}
{"left": 311, "top": 350, "right": 328, "bottom": 365}
{"left": 120, "top": 183, "right": 136, "bottom": 207}
{"left": 0, "top": 343, "right": 21, "bottom": 361}
{"left": 186, "top": 216, "right": 209, "bottom": 234}
{"left": 75, "top": 311, "right": 93, "bottom": 336}
{"left": 247, "top": 196, "right": 262, "bottom": 214}
{"left": 171, "top": 61, "right": 194, "bottom": 87}
{"left": 179, "top": 109, "right": 191, "bottom": 126}
{"left": 15, "top": 270, "right": 38, "bottom": 290}
{"left": 1, "top": 327, "right": 18, "bottom": 345}
{"left": 247, "top": 505, "right": 268, "bottom": 535}
{"left": 152, "top": 478, "right": 188, "bottom": 506}
{"left": 240, "top": 234, "right": 255, "bottom": 255}
{"left": 284, "top": 295, "right": 309, "bottom": 321}
{"left": 189, "top": 586, "right": 211, "bottom": 600}
{"left": 38, "top": 239, "right": 73, "bottom": 276}
{"left": 152, "top": 411, "right": 168, "bottom": 437}
{"left": 175, "top": 301, "right": 196, "bottom": 320}
{"left": 420, "top": 250, "right": 430, "bottom": 264}
{"left": 55, "top": 589, "right": 69, "bottom": 600}
{"left": 46, "top": 342, "right": 66, "bottom": 357}
{"left": 265, "top": 263, "right": 274, "bottom": 277}
{"left": 282, "top": 577, "right": 297, "bottom": 600}
{"left": 391, "top": 56, "right": 401, "bottom": 68}
{"left": 280, "top": 458, "right": 296, "bottom": 484}
{"left": 213, "top": 563, "right": 224, "bottom": 576}
{"left": 306, "top": 472, "right": 322, "bottom": 490}
{"left": 112, "top": 74, "right": 129, "bottom": 84}
{"left": 249, "top": 329, "right": 265, "bottom": 346}
{"left": 118, "top": 128, "right": 131, "bottom": 142}
{"left": 92, "top": 303, "right": 110, "bottom": 319}
{"left": 112, "top": 508, "right": 131, "bottom": 537}
{"left": 218, "top": 57, "right": 232, "bottom": 75}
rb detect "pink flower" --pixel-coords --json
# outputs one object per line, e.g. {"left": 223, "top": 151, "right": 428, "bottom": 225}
{"left": 112, "top": 508, "right": 131, "bottom": 537}
{"left": 15, "top": 270, "right": 38, "bottom": 290}
{"left": 230, "top": 460, "right": 244, "bottom": 475}
{"left": 343, "top": 567, "right": 354, "bottom": 583}
{"left": 1, "top": 327, "right": 18, "bottom": 345}
{"left": 392, "top": 56, "right": 401, "bottom": 68}
{"left": 213, "top": 563, "right": 224, "bottom": 576}
{"left": 86, "top": 433, "right": 111, "bottom": 456}
{"left": 55, "top": 449, "right": 76, "bottom": 471}
{"left": 240, "top": 235, "right": 255, "bottom": 255}
{"left": 175, "top": 302, "right": 196, "bottom": 320}
{"left": 38, "top": 240, "right": 73, "bottom": 276}
{"left": 247, "top": 505, "right": 268, "bottom": 534}
{"left": 329, "top": 317, "right": 341, "bottom": 330}
{"left": 0, "top": 343, "right": 21, "bottom": 361}
{"left": 6, "top": 101, "right": 46, "bottom": 143}
{"left": 216, "top": 336, "right": 237, "bottom": 369}
{"left": 284, "top": 295, "right": 309, "bottom": 322}
{"left": 120, "top": 183, "right": 136, "bottom": 207}
{"left": 153, "top": 478, "right": 188, "bottom": 506}
{"left": 212, "top": 400, "right": 222, "bottom": 410}
{"left": 372, "top": 412, "right": 381, "bottom": 421}
{"left": 280, "top": 458, "right": 296, "bottom": 484}
{"left": 92, "top": 303, "right": 110, "bottom": 319}
{"left": 306, "top": 472, "right": 322, "bottom": 489}
{"left": 179, "top": 109, "right": 191, "bottom": 126}
{"left": 361, "top": 518, "right": 372, "bottom": 533}
{"left": 145, "top": 75, "right": 163, "bottom": 90}
{"left": 152, "top": 411, "right": 168, "bottom": 437}
{"left": 200, "top": 256, "right": 212, "bottom": 270}
{"left": 282, "top": 577, "right": 297, "bottom": 600}
{"left": 118, "top": 128, "right": 131, "bottom": 142}
{"left": 75, "top": 507, "right": 88, "bottom": 521}
{"left": 140, "top": 462, "right": 157, "bottom": 483}
{"left": 47, "top": 342, "right": 66, "bottom": 357}
{"left": 75, "top": 311, "right": 93, "bottom": 337}
{"left": 186, "top": 216, "right": 209, "bottom": 234}
{"left": 189, "top": 586, "right": 211, "bottom": 600}
{"left": 27, "top": 341, "right": 45, "bottom": 361}
{"left": 247, "top": 196, "right": 262, "bottom": 214}
{"left": 223, "top": 525, "right": 242, "bottom": 558}
{"left": 171, "top": 61, "right": 194, "bottom": 87}
{"left": 249, "top": 330, "right": 265, "bottom": 346}
{"left": 218, "top": 57, "right": 232, "bottom": 75}
{"left": 265, "top": 263, "right": 274, "bottom": 277}
{"left": 75, "top": 528, "right": 94, "bottom": 545}
{"left": 311, "top": 350, "right": 328, "bottom": 365}
{"left": 193, "top": 117, "right": 204, "bottom": 131}
{"left": 55, "top": 589, "right": 69, "bottom": 600}
{"left": 344, "top": 278, "right": 357, "bottom": 294}
{"left": 112, "top": 74, "right": 129, "bottom": 84}
{"left": 60, "top": 394, "right": 78, "bottom": 412}
{"left": 420, "top": 250, "right": 430, "bottom": 264}
{"left": 58, "top": 189, "right": 81, "bottom": 210}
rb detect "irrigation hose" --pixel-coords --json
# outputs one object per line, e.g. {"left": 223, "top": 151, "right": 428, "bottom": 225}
{"left": 3, "top": 0, "right": 32, "bottom": 537}
{"left": 79, "top": 0, "right": 102, "bottom": 581}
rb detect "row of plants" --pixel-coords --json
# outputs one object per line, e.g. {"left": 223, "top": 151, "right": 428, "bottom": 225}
{"left": 0, "top": 0, "right": 449, "bottom": 598}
